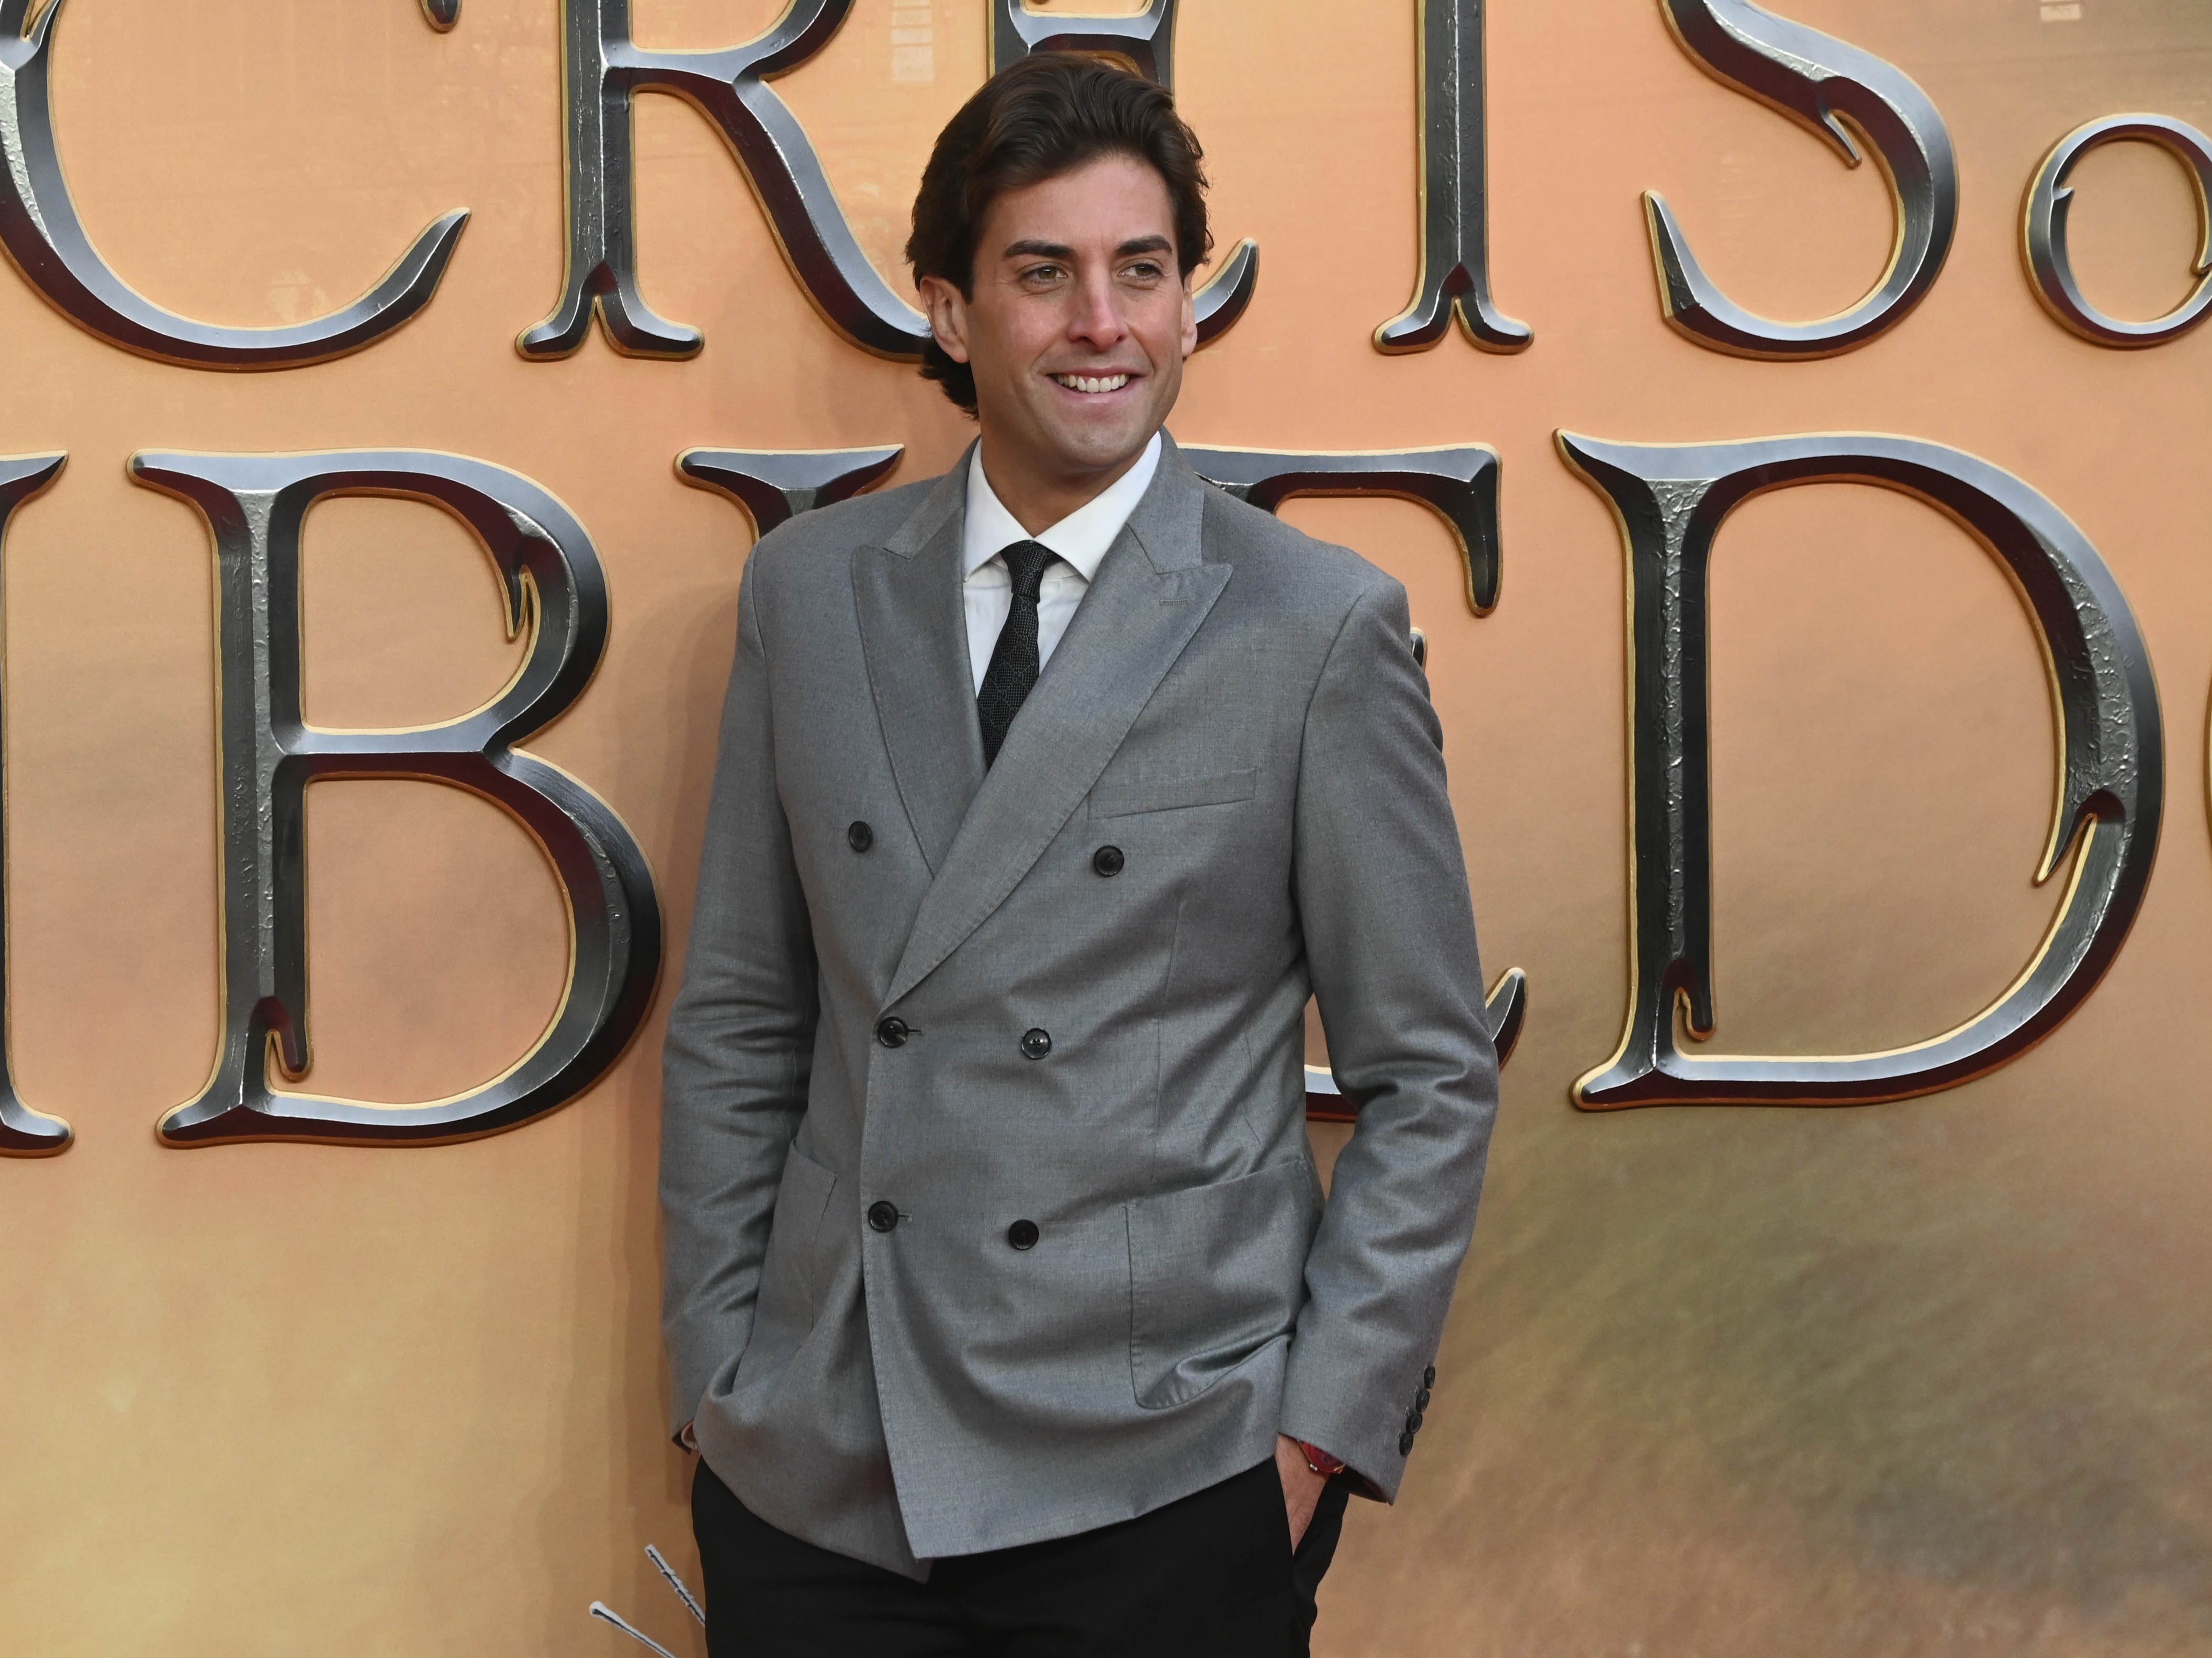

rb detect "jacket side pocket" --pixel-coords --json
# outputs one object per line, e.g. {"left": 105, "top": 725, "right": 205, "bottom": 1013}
{"left": 731, "top": 1143, "right": 838, "bottom": 1397}
{"left": 1127, "top": 1160, "right": 1320, "bottom": 1410}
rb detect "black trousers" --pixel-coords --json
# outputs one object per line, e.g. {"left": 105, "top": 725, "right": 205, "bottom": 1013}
{"left": 692, "top": 1458, "right": 1352, "bottom": 1657}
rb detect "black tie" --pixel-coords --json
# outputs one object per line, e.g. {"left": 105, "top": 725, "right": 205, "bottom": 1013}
{"left": 977, "top": 539, "right": 1058, "bottom": 766}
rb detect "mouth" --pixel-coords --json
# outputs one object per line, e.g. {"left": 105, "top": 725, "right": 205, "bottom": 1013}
{"left": 1048, "top": 371, "right": 1135, "bottom": 396}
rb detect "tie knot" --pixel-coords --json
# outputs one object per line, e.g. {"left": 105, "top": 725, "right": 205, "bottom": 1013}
{"left": 999, "top": 540, "right": 1057, "bottom": 601}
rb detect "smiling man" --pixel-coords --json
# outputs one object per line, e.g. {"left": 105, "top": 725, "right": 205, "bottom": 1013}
{"left": 660, "top": 54, "right": 1499, "bottom": 1657}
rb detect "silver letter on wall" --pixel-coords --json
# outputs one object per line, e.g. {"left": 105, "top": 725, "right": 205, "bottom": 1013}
{"left": 0, "top": 0, "right": 469, "bottom": 369}
{"left": 992, "top": 0, "right": 1178, "bottom": 86}
{"left": 1643, "top": 0, "right": 1957, "bottom": 358}
{"left": 989, "top": 0, "right": 1257, "bottom": 346}
{"left": 676, "top": 445, "right": 905, "bottom": 534}
{"left": 1182, "top": 443, "right": 1527, "bottom": 1095}
{"left": 1184, "top": 445, "right": 1506, "bottom": 616}
{"left": 131, "top": 452, "right": 661, "bottom": 1146}
{"left": 2023, "top": 114, "right": 2212, "bottom": 349}
{"left": 524, "top": 0, "right": 927, "bottom": 360}
{"left": 1373, "top": 0, "right": 1529, "bottom": 354}
{"left": 1558, "top": 431, "right": 2161, "bottom": 1108}
{"left": 0, "top": 453, "right": 69, "bottom": 1156}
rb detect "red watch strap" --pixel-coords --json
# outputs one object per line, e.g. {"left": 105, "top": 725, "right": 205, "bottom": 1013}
{"left": 1296, "top": 1439, "right": 1346, "bottom": 1479}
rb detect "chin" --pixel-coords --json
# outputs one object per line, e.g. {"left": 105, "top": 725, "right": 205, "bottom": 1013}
{"left": 1046, "top": 415, "right": 1154, "bottom": 474}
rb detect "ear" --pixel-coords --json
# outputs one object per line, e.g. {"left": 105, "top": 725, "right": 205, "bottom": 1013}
{"left": 1178, "top": 273, "right": 1198, "bottom": 360}
{"left": 918, "top": 275, "right": 972, "bottom": 364}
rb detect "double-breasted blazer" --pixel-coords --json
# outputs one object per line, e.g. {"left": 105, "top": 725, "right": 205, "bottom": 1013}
{"left": 660, "top": 433, "right": 1498, "bottom": 1579}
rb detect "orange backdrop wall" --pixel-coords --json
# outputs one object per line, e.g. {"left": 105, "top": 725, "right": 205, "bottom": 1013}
{"left": 4, "top": 1, "right": 2210, "bottom": 1652}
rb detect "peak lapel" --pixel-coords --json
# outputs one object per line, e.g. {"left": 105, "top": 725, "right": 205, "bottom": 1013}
{"left": 854, "top": 458, "right": 984, "bottom": 876}
{"left": 884, "top": 442, "right": 1227, "bottom": 1008}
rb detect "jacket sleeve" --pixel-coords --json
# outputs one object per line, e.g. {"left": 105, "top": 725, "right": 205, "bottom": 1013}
{"left": 659, "top": 549, "right": 820, "bottom": 1440}
{"left": 1276, "top": 576, "right": 1499, "bottom": 1501}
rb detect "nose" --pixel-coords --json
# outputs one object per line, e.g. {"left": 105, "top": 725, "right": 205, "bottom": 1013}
{"left": 1066, "top": 265, "right": 1128, "bottom": 352}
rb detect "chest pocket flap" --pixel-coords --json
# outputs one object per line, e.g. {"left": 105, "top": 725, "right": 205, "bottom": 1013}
{"left": 1090, "top": 766, "right": 1258, "bottom": 820}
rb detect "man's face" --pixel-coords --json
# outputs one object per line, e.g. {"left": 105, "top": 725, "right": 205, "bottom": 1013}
{"left": 920, "top": 153, "right": 1198, "bottom": 502}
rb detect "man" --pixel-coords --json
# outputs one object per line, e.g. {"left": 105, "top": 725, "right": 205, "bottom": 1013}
{"left": 661, "top": 54, "right": 1498, "bottom": 1656}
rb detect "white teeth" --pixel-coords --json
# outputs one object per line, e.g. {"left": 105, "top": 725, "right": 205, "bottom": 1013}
{"left": 1056, "top": 374, "right": 1129, "bottom": 393}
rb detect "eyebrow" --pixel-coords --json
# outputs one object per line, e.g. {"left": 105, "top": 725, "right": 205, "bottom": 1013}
{"left": 999, "top": 234, "right": 1174, "bottom": 262}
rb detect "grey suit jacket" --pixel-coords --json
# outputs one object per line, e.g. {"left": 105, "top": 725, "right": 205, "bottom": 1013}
{"left": 660, "top": 433, "right": 1498, "bottom": 1578}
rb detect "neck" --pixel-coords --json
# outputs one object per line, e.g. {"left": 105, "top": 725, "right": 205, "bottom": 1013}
{"left": 975, "top": 429, "right": 1155, "bottom": 535}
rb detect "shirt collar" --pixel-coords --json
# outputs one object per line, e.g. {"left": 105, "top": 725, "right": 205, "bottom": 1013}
{"left": 961, "top": 431, "right": 1163, "bottom": 582}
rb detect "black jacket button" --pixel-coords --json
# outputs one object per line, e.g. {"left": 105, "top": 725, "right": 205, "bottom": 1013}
{"left": 868, "top": 1200, "right": 900, "bottom": 1233}
{"left": 875, "top": 1017, "right": 908, "bottom": 1048}
{"left": 1416, "top": 1388, "right": 1431, "bottom": 1412}
{"left": 848, "top": 820, "right": 874, "bottom": 853}
{"left": 1006, "top": 1219, "right": 1039, "bottom": 1250}
{"left": 1399, "top": 1429, "right": 1415, "bottom": 1456}
{"left": 1407, "top": 1407, "right": 1424, "bottom": 1431}
{"left": 1020, "top": 1028, "right": 1052, "bottom": 1060}
{"left": 1424, "top": 1365, "right": 1437, "bottom": 1388}
{"left": 1092, "top": 844, "right": 1125, "bottom": 877}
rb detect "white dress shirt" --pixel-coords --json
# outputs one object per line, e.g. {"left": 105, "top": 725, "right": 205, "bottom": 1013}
{"left": 961, "top": 432, "right": 1162, "bottom": 694}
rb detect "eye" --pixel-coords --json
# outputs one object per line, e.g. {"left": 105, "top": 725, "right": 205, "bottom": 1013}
{"left": 1120, "top": 260, "right": 1166, "bottom": 283}
{"left": 1019, "top": 262, "right": 1065, "bottom": 285}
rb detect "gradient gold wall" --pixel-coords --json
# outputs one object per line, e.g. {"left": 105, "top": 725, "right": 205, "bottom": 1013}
{"left": 4, "top": 1, "right": 2208, "bottom": 1651}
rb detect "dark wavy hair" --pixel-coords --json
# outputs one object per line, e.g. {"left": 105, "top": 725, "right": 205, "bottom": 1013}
{"left": 905, "top": 54, "right": 1213, "bottom": 414}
